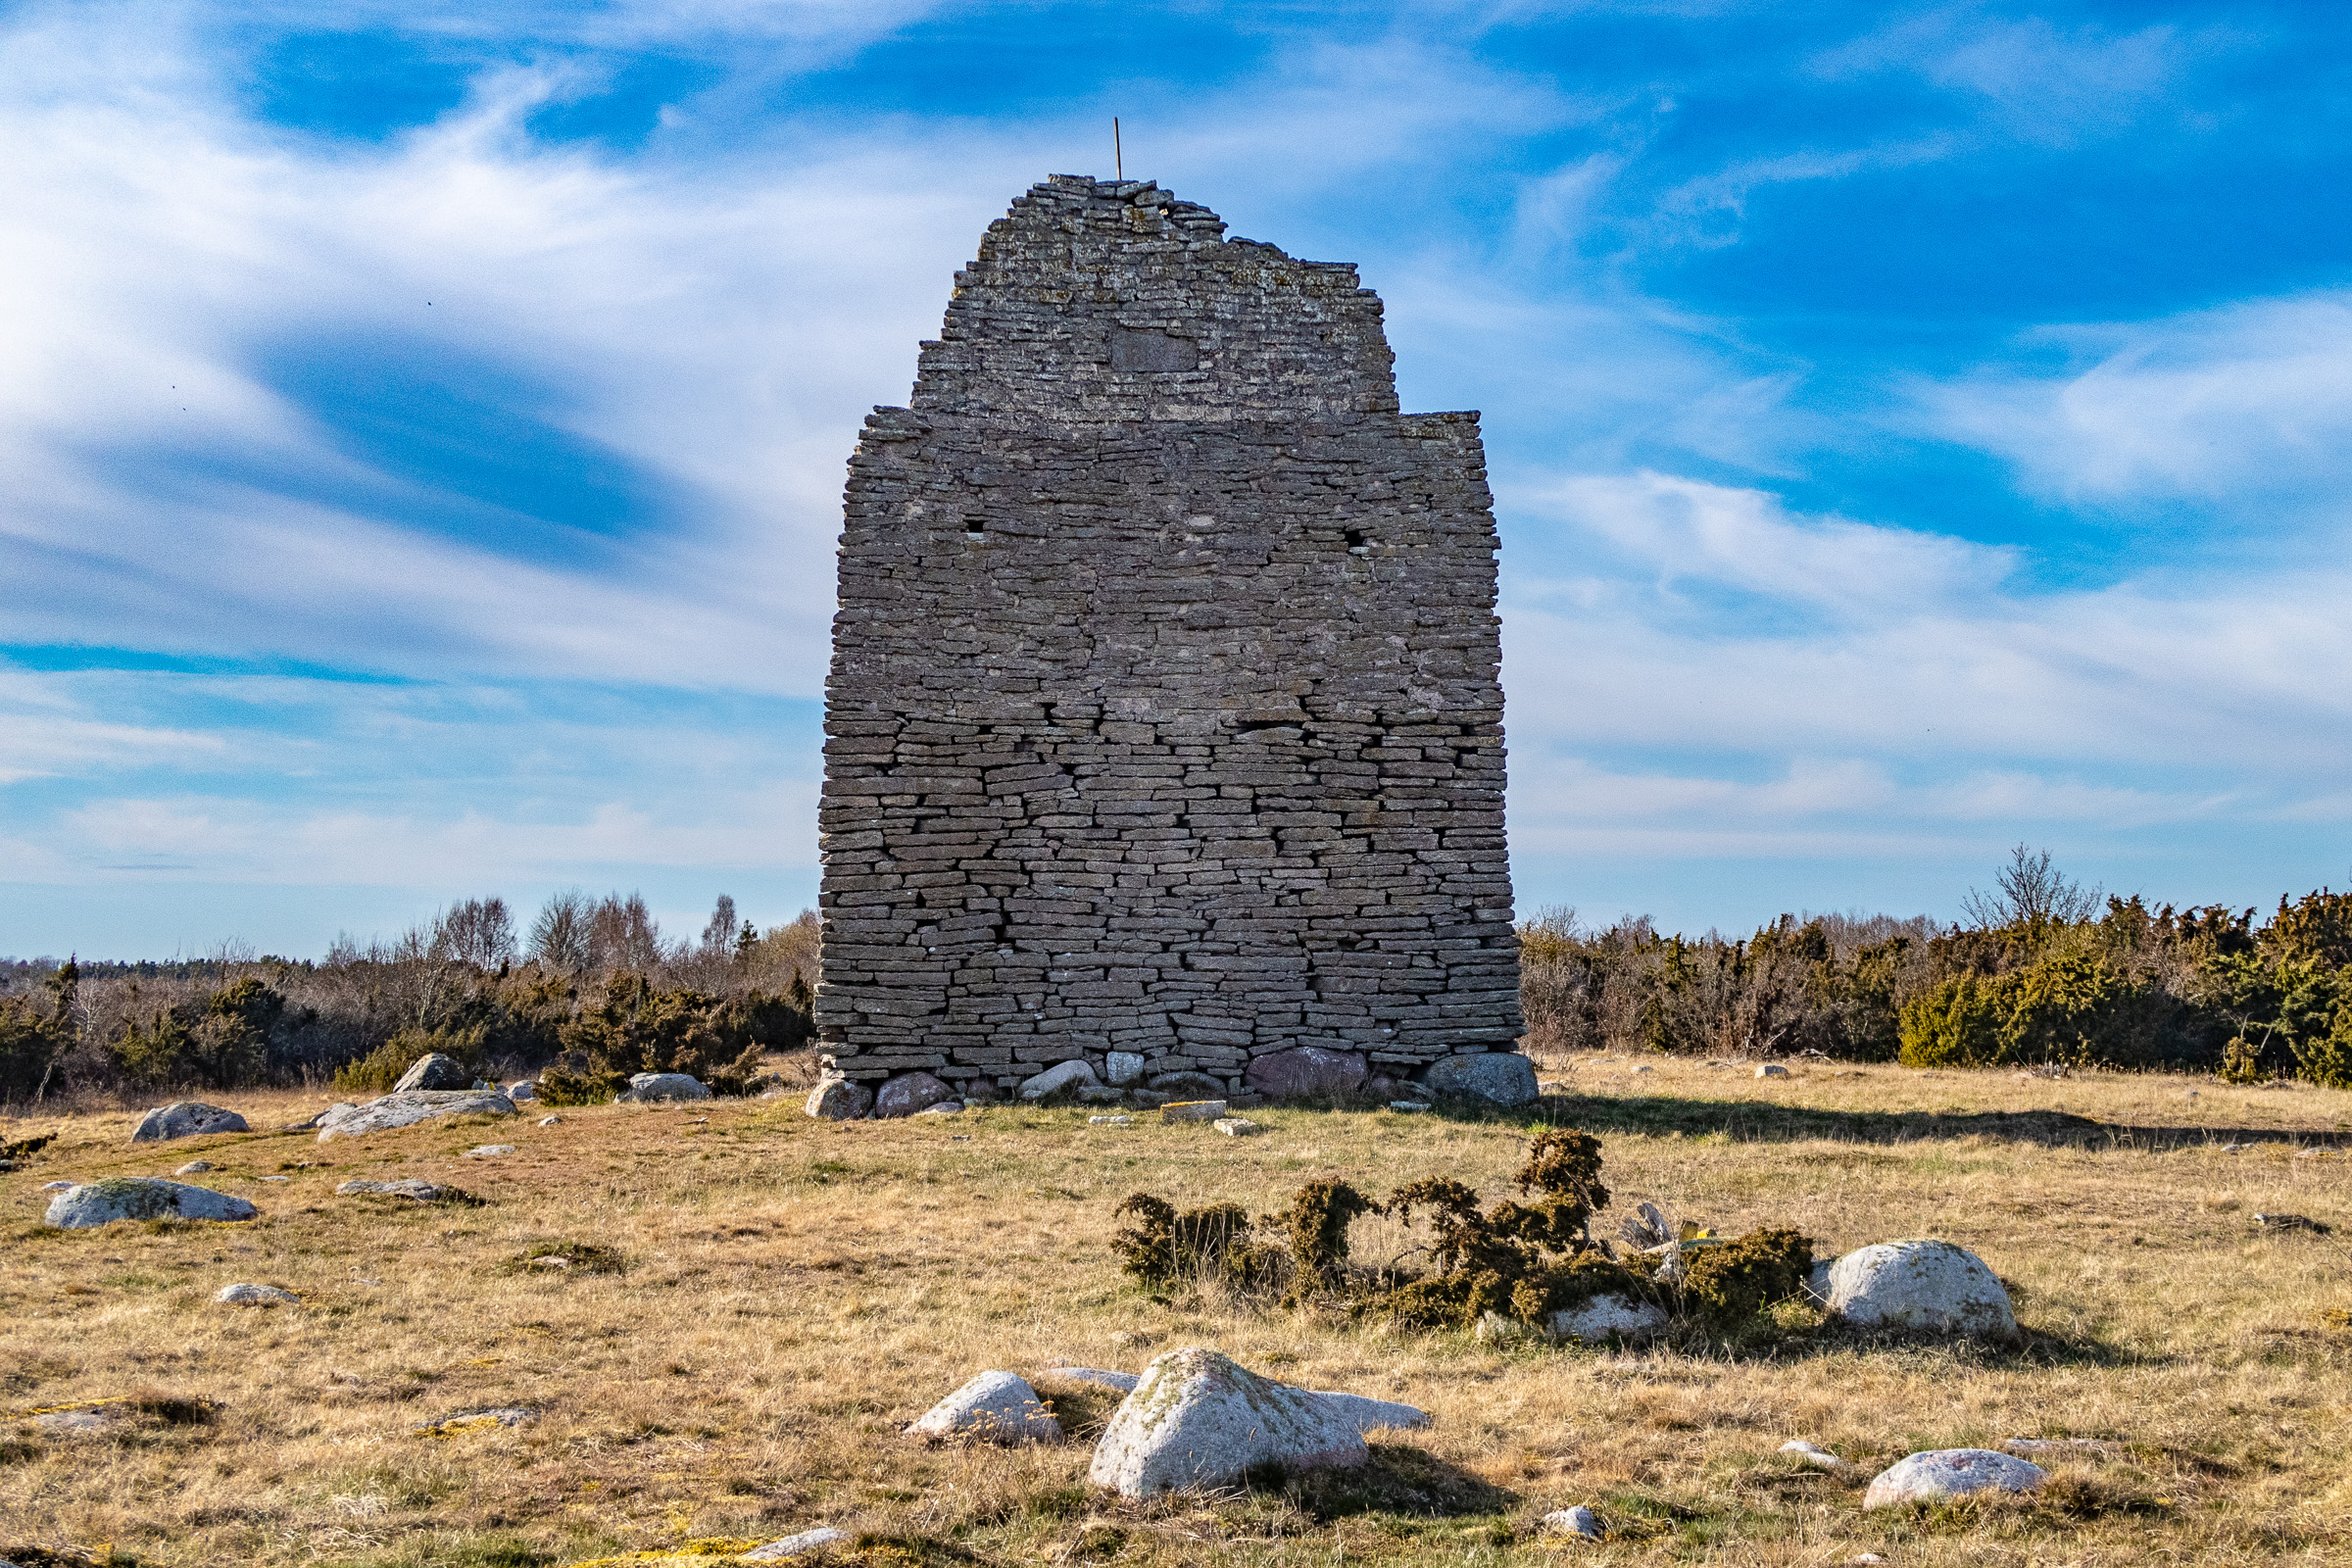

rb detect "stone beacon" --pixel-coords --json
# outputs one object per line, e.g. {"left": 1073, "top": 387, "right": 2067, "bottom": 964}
{"left": 815, "top": 174, "right": 1525, "bottom": 1109}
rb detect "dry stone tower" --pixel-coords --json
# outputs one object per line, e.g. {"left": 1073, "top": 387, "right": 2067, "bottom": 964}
{"left": 816, "top": 174, "right": 1524, "bottom": 1107}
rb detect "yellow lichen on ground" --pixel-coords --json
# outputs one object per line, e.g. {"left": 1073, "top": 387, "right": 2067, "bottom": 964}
{"left": 0, "top": 1054, "right": 2347, "bottom": 1565}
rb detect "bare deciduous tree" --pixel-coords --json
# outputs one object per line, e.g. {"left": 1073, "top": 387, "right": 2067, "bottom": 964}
{"left": 1961, "top": 845, "right": 2102, "bottom": 930}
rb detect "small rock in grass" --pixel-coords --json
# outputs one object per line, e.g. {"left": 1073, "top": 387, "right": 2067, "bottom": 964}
{"left": 1754, "top": 1062, "right": 1790, "bottom": 1079}
{"left": 806, "top": 1075, "right": 873, "bottom": 1120}
{"left": 1018, "top": 1060, "right": 1101, "bottom": 1101}
{"left": 35, "top": 1409, "right": 114, "bottom": 1435}
{"left": 1089, "top": 1348, "right": 1363, "bottom": 1495}
{"left": 175, "top": 1160, "right": 215, "bottom": 1174}
{"left": 539, "top": 1114, "right": 563, "bottom": 1126}
{"left": 1213, "top": 1117, "right": 1262, "bottom": 1137}
{"left": 1630, "top": 1064, "right": 1654, "bottom": 1074}
{"left": 337, "top": 1177, "right": 449, "bottom": 1201}
{"left": 1863, "top": 1448, "right": 2044, "bottom": 1509}
{"left": 506, "top": 1080, "right": 537, "bottom": 1101}
{"left": 1550, "top": 1293, "right": 1670, "bottom": 1344}
{"left": 917, "top": 1101, "right": 965, "bottom": 1115}
{"left": 744, "top": 1527, "right": 850, "bottom": 1560}
{"left": 1041, "top": 1365, "right": 1140, "bottom": 1393}
{"left": 907, "top": 1370, "right": 1061, "bottom": 1444}
{"left": 1543, "top": 1505, "right": 1601, "bottom": 1539}
{"left": 46, "top": 1178, "right": 258, "bottom": 1229}
{"left": 258, "top": 1174, "right": 290, "bottom": 1182}
{"left": 1781, "top": 1439, "right": 1865, "bottom": 1476}
{"left": 462, "top": 1145, "right": 516, "bottom": 1158}
{"left": 131, "top": 1102, "right": 249, "bottom": 1142}
{"left": 1088, "top": 1114, "right": 1132, "bottom": 1126}
{"left": 40, "top": 1180, "right": 74, "bottom": 1191}
{"left": 215, "top": 1282, "right": 298, "bottom": 1306}
{"left": 620, "top": 1071, "right": 710, "bottom": 1102}
{"left": 1389, "top": 1100, "right": 1433, "bottom": 1113}
{"left": 415, "top": 1407, "right": 538, "bottom": 1436}
{"left": 1160, "top": 1100, "right": 1227, "bottom": 1123}
{"left": 875, "top": 1070, "right": 956, "bottom": 1118}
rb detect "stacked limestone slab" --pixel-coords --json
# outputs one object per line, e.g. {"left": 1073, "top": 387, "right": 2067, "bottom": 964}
{"left": 818, "top": 174, "right": 1521, "bottom": 1097}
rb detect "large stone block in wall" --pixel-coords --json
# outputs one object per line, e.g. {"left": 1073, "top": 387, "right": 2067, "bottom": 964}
{"left": 818, "top": 174, "right": 1521, "bottom": 1086}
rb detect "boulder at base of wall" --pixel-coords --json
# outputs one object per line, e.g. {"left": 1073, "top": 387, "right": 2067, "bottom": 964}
{"left": 1088, "top": 1348, "right": 1367, "bottom": 1497}
{"left": 1148, "top": 1071, "right": 1226, "bottom": 1098}
{"left": 806, "top": 1074, "right": 873, "bottom": 1119}
{"left": 1419, "top": 1053, "right": 1539, "bottom": 1106}
{"left": 1019, "top": 1060, "right": 1101, "bottom": 1100}
{"left": 1826, "top": 1241, "right": 2018, "bottom": 1340}
{"left": 130, "top": 1102, "right": 249, "bottom": 1142}
{"left": 393, "top": 1054, "right": 472, "bottom": 1092}
{"left": 876, "top": 1071, "right": 956, "bottom": 1117}
{"left": 1104, "top": 1051, "right": 1146, "bottom": 1086}
{"left": 47, "top": 1178, "right": 259, "bottom": 1228}
{"left": 317, "top": 1090, "right": 517, "bottom": 1143}
{"left": 619, "top": 1072, "right": 710, "bottom": 1102}
{"left": 1244, "top": 1047, "right": 1369, "bottom": 1100}
{"left": 1863, "top": 1448, "right": 2044, "bottom": 1509}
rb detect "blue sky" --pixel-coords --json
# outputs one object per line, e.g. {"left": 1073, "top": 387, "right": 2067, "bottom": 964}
{"left": 5, "top": 0, "right": 2351, "bottom": 958}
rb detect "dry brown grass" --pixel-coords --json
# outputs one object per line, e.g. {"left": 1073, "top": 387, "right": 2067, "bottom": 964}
{"left": 3, "top": 1054, "right": 2350, "bottom": 1566}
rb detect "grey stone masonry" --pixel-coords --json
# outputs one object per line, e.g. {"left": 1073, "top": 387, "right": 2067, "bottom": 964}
{"left": 818, "top": 174, "right": 1520, "bottom": 1090}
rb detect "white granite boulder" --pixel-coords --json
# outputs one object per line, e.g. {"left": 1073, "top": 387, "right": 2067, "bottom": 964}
{"left": 317, "top": 1089, "right": 516, "bottom": 1142}
{"left": 619, "top": 1072, "right": 710, "bottom": 1102}
{"left": 1549, "top": 1293, "right": 1671, "bottom": 1344}
{"left": 1419, "top": 1053, "right": 1539, "bottom": 1106}
{"left": 393, "top": 1053, "right": 472, "bottom": 1092}
{"left": 907, "top": 1371, "right": 1061, "bottom": 1444}
{"left": 46, "top": 1178, "right": 258, "bottom": 1228}
{"left": 130, "top": 1102, "right": 248, "bottom": 1142}
{"left": 806, "top": 1074, "right": 873, "bottom": 1119}
{"left": 1826, "top": 1241, "right": 2018, "bottom": 1340}
{"left": 1863, "top": 1448, "right": 2044, "bottom": 1509}
{"left": 1088, "top": 1348, "right": 1367, "bottom": 1497}
{"left": 507, "top": 1080, "right": 538, "bottom": 1102}
{"left": 1019, "top": 1060, "right": 1101, "bottom": 1100}
{"left": 215, "top": 1282, "right": 298, "bottom": 1306}
{"left": 1543, "top": 1505, "right": 1602, "bottom": 1539}
{"left": 875, "top": 1071, "right": 956, "bottom": 1117}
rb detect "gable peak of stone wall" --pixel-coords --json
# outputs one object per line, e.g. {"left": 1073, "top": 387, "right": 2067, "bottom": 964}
{"left": 905, "top": 174, "right": 1400, "bottom": 425}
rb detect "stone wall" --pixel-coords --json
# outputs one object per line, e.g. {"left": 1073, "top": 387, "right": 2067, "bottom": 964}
{"left": 817, "top": 174, "right": 1520, "bottom": 1097}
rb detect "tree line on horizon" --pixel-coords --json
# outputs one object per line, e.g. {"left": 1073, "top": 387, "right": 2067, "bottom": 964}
{"left": 6, "top": 850, "right": 2352, "bottom": 1105}
{"left": 0, "top": 891, "right": 820, "bottom": 1106}
{"left": 1522, "top": 847, "right": 2352, "bottom": 1087}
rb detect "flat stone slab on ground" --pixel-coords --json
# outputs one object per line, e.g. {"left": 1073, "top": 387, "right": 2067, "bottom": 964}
{"left": 317, "top": 1090, "right": 516, "bottom": 1143}
{"left": 1781, "top": 1440, "right": 1866, "bottom": 1476}
{"left": 1550, "top": 1293, "right": 1671, "bottom": 1343}
{"left": 744, "top": 1527, "right": 851, "bottom": 1560}
{"left": 47, "top": 1178, "right": 259, "bottom": 1228}
{"left": 337, "top": 1178, "right": 452, "bottom": 1201}
{"left": 215, "top": 1282, "right": 298, "bottom": 1305}
{"left": 1864, "top": 1447, "right": 2045, "bottom": 1509}
{"left": 131, "top": 1102, "right": 248, "bottom": 1142}
{"left": 1212, "top": 1117, "right": 1262, "bottom": 1137}
{"left": 1088, "top": 1348, "right": 1366, "bottom": 1497}
{"left": 908, "top": 1371, "right": 1061, "bottom": 1444}
{"left": 1160, "top": 1100, "right": 1228, "bottom": 1123}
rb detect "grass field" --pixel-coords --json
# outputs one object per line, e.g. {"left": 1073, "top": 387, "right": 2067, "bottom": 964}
{"left": 4, "top": 1054, "right": 2350, "bottom": 1566}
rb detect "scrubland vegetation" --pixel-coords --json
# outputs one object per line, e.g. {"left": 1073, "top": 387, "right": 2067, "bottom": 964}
{"left": 0, "top": 894, "right": 817, "bottom": 1109}
{"left": 1523, "top": 847, "right": 2352, "bottom": 1085}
